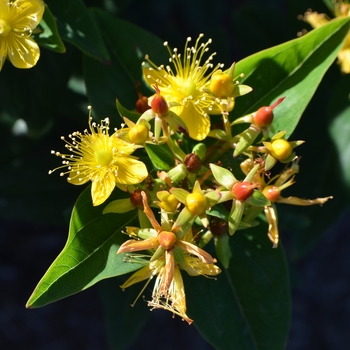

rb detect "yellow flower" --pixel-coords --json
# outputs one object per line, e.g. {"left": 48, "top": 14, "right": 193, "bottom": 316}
{"left": 303, "top": 2, "right": 350, "bottom": 73}
{"left": 142, "top": 34, "right": 222, "bottom": 140}
{"left": 49, "top": 114, "right": 148, "bottom": 206}
{"left": 0, "top": 0, "right": 44, "bottom": 71}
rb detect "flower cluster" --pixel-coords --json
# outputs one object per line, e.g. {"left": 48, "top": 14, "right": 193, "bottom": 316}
{"left": 50, "top": 35, "right": 332, "bottom": 323}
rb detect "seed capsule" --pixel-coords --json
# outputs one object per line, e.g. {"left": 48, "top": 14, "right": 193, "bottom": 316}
{"left": 232, "top": 181, "right": 255, "bottom": 201}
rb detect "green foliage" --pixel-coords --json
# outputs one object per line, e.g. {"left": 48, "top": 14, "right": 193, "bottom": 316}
{"left": 0, "top": 0, "right": 348, "bottom": 348}
{"left": 26, "top": 185, "right": 142, "bottom": 308}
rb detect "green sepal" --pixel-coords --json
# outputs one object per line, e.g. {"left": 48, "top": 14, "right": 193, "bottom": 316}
{"left": 150, "top": 245, "right": 165, "bottom": 262}
{"left": 116, "top": 99, "right": 141, "bottom": 123}
{"left": 234, "top": 125, "right": 261, "bottom": 157}
{"left": 245, "top": 190, "right": 271, "bottom": 207}
{"left": 137, "top": 228, "right": 158, "bottom": 240}
{"left": 192, "top": 143, "right": 207, "bottom": 160}
{"left": 243, "top": 206, "right": 264, "bottom": 223}
{"left": 173, "top": 245, "right": 186, "bottom": 267}
{"left": 170, "top": 187, "right": 189, "bottom": 204}
{"left": 205, "top": 190, "right": 222, "bottom": 208}
{"left": 174, "top": 207, "right": 193, "bottom": 227}
{"left": 243, "top": 164, "right": 260, "bottom": 182}
{"left": 167, "top": 164, "right": 187, "bottom": 184}
{"left": 232, "top": 84, "right": 253, "bottom": 98}
{"left": 217, "top": 190, "right": 234, "bottom": 203}
{"left": 215, "top": 234, "right": 232, "bottom": 269}
{"left": 34, "top": 4, "right": 66, "bottom": 53}
{"left": 210, "top": 163, "right": 237, "bottom": 190}
{"left": 229, "top": 200, "right": 245, "bottom": 235}
{"left": 103, "top": 198, "right": 135, "bottom": 214}
{"left": 265, "top": 154, "right": 277, "bottom": 171}
{"left": 207, "top": 129, "right": 231, "bottom": 141}
{"left": 164, "top": 110, "right": 189, "bottom": 136}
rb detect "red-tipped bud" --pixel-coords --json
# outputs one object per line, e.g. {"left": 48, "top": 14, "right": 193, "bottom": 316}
{"left": 151, "top": 85, "right": 168, "bottom": 115}
{"left": 209, "top": 217, "right": 228, "bottom": 237}
{"left": 254, "top": 97, "right": 285, "bottom": 128}
{"left": 262, "top": 185, "right": 281, "bottom": 202}
{"left": 130, "top": 190, "right": 144, "bottom": 209}
{"left": 184, "top": 153, "right": 202, "bottom": 173}
{"left": 232, "top": 181, "right": 256, "bottom": 201}
{"left": 158, "top": 231, "right": 177, "bottom": 250}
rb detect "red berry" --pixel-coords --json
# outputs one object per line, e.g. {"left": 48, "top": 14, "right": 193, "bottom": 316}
{"left": 255, "top": 106, "right": 274, "bottom": 127}
{"left": 262, "top": 185, "right": 281, "bottom": 202}
{"left": 151, "top": 85, "right": 168, "bottom": 115}
{"left": 184, "top": 153, "right": 202, "bottom": 173}
{"left": 232, "top": 181, "right": 255, "bottom": 201}
{"left": 136, "top": 96, "right": 150, "bottom": 114}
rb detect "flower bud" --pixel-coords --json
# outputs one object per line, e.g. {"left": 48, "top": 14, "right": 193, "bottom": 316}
{"left": 254, "top": 97, "right": 285, "bottom": 128}
{"left": 130, "top": 190, "right": 144, "bottom": 209}
{"left": 262, "top": 185, "right": 281, "bottom": 202}
{"left": 232, "top": 181, "right": 255, "bottom": 201}
{"left": 136, "top": 95, "right": 150, "bottom": 114}
{"left": 210, "top": 73, "right": 235, "bottom": 98}
{"left": 151, "top": 85, "right": 168, "bottom": 115}
{"left": 159, "top": 193, "right": 179, "bottom": 212}
{"left": 254, "top": 106, "right": 274, "bottom": 127}
{"left": 158, "top": 231, "right": 177, "bottom": 250}
{"left": 185, "top": 192, "right": 207, "bottom": 216}
{"left": 270, "top": 139, "right": 292, "bottom": 160}
{"left": 209, "top": 217, "right": 228, "bottom": 237}
{"left": 184, "top": 153, "right": 202, "bottom": 173}
{"left": 128, "top": 124, "right": 149, "bottom": 145}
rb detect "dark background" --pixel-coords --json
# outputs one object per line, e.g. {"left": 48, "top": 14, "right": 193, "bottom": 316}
{"left": 1, "top": 0, "right": 350, "bottom": 349}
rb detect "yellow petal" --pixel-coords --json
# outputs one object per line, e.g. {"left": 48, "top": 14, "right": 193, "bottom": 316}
{"left": 264, "top": 206, "right": 279, "bottom": 248}
{"left": 12, "top": 0, "right": 45, "bottom": 29}
{"left": 114, "top": 157, "right": 148, "bottom": 185}
{"left": 120, "top": 265, "right": 154, "bottom": 290}
{"left": 177, "top": 102, "right": 210, "bottom": 141}
{"left": 338, "top": 47, "right": 350, "bottom": 74}
{"left": 7, "top": 34, "right": 40, "bottom": 69}
{"left": 176, "top": 240, "right": 216, "bottom": 264}
{"left": 91, "top": 174, "right": 115, "bottom": 206}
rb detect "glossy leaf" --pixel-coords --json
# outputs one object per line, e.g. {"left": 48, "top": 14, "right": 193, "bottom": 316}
{"left": 45, "top": 0, "right": 109, "bottom": 61}
{"left": 233, "top": 16, "right": 350, "bottom": 139}
{"left": 185, "top": 224, "right": 290, "bottom": 350}
{"left": 116, "top": 99, "right": 142, "bottom": 123}
{"left": 26, "top": 185, "right": 142, "bottom": 308}
{"left": 145, "top": 143, "right": 175, "bottom": 170}
{"left": 34, "top": 5, "right": 66, "bottom": 53}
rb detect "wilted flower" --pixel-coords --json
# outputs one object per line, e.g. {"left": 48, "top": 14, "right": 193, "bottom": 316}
{"left": 0, "top": 0, "right": 44, "bottom": 70}
{"left": 117, "top": 191, "right": 221, "bottom": 323}
{"left": 49, "top": 112, "right": 148, "bottom": 206}
{"left": 142, "top": 34, "right": 223, "bottom": 140}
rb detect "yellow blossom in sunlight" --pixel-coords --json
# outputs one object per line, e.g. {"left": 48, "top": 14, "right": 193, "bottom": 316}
{"left": 142, "top": 34, "right": 223, "bottom": 140}
{"left": 0, "top": 0, "right": 44, "bottom": 71}
{"left": 302, "top": 2, "right": 350, "bottom": 73}
{"left": 49, "top": 114, "right": 148, "bottom": 206}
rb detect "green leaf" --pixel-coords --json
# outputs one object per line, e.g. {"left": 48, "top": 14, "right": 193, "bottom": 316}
{"left": 26, "top": 185, "right": 142, "bottom": 308}
{"left": 145, "top": 143, "right": 175, "bottom": 170}
{"left": 45, "top": 0, "right": 109, "bottom": 61}
{"left": 215, "top": 233, "right": 232, "bottom": 269}
{"left": 185, "top": 224, "right": 291, "bottom": 350}
{"left": 116, "top": 98, "right": 142, "bottom": 123}
{"left": 233, "top": 16, "right": 350, "bottom": 138}
{"left": 34, "top": 5, "right": 66, "bottom": 53}
{"left": 84, "top": 9, "right": 169, "bottom": 121}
